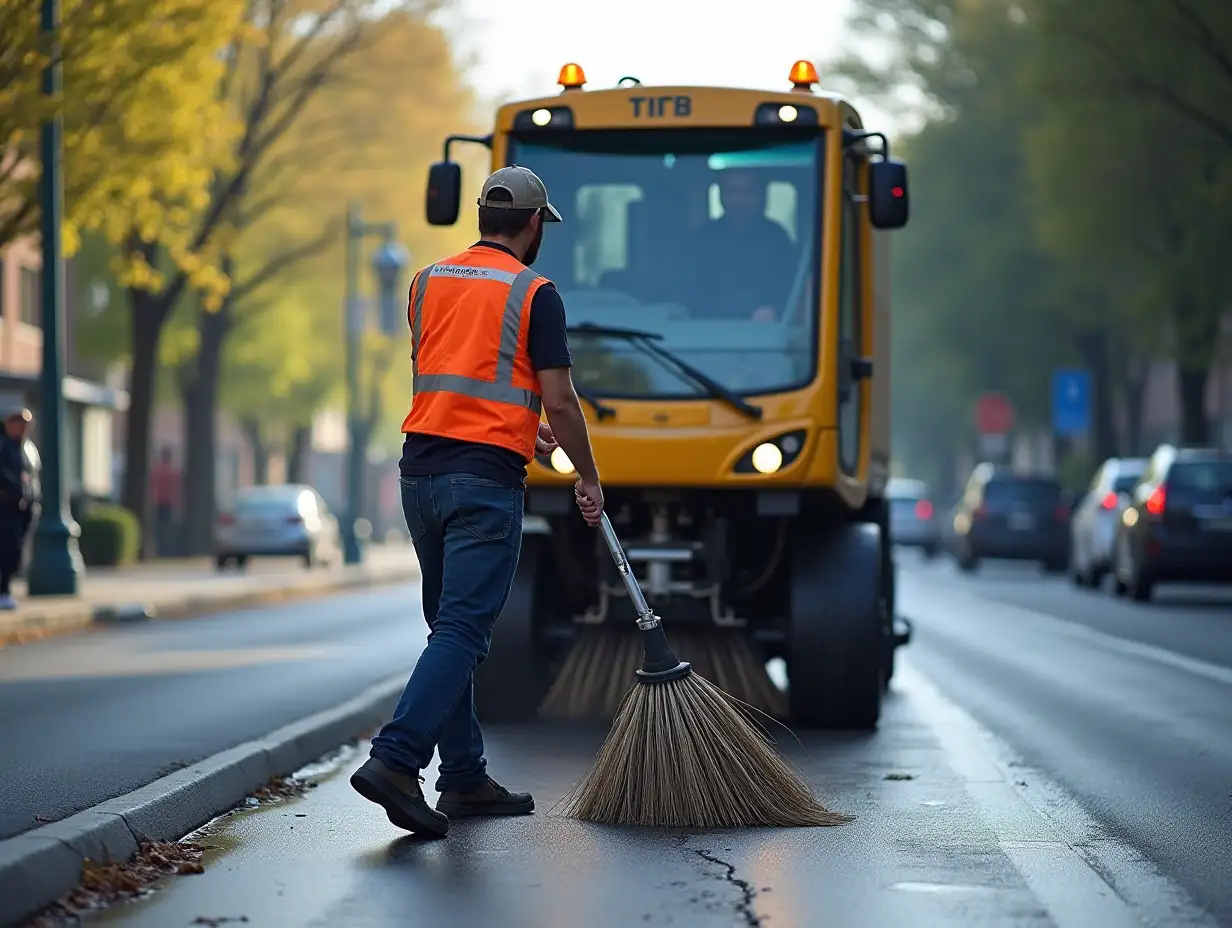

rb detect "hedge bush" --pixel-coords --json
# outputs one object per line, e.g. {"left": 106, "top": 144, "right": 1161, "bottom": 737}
{"left": 78, "top": 504, "right": 142, "bottom": 567}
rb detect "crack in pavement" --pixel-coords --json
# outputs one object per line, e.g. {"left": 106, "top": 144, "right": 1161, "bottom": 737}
{"left": 693, "top": 848, "right": 764, "bottom": 927}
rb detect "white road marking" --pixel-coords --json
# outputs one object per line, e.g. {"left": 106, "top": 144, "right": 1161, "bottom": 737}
{"left": 909, "top": 577, "right": 1232, "bottom": 688}
{"left": 901, "top": 658, "right": 1221, "bottom": 928}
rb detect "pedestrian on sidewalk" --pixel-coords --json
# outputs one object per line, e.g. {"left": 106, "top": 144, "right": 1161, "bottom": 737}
{"left": 0, "top": 408, "right": 39, "bottom": 609}
{"left": 150, "top": 446, "right": 181, "bottom": 557}
{"left": 350, "top": 166, "right": 605, "bottom": 838}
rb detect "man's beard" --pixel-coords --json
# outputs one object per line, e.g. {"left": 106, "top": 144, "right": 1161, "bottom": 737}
{"left": 522, "top": 223, "right": 544, "bottom": 266}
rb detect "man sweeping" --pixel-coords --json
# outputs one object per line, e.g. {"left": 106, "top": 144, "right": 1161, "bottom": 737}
{"left": 351, "top": 166, "right": 604, "bottom": 838}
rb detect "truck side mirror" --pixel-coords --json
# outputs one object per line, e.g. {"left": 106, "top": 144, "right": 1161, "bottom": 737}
{"left": 869, "top": 159, "right": 909, "bottom": 230}
{"left": 426, "top": 161, "right": 462, "bottom": 226}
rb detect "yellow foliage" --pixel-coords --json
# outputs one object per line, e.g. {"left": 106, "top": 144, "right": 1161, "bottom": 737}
{"left": 219, "top": 3, "right": 485, "bottom": 446}
{"left": 0, "top": 0, "right": 246, "bottom": 297}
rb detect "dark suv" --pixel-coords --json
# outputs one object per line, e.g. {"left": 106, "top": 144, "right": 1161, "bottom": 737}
{"left": 951, "top": 464, "right": 1071, "bottom": 573}
{"left": 1113, "top": 445, "right": 1232, "bottom": 601}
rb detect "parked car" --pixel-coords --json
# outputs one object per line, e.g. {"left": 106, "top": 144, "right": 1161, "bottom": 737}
{"left": 214, "top": 484, "right": 342, "bottom": 570}
{"left": 950, "top": 464, "right": 1071, "bottom": 572}
{"left": 1069, "top": 456, "right": 1148, "bottom": 588}
{"left": 887, "top": 477, "right": 941, "bottom": 557}
{"left": 1112, "top": 445, "right": 1232, "bottom": 601}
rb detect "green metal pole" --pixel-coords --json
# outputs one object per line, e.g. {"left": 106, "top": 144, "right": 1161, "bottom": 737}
{"left": 341, "top": 202, "right": 364, "bottom": 564}
{"left": 27, "top": 0, "right": 83, "bottom": 596}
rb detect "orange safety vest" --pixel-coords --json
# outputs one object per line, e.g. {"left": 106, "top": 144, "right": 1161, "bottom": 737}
{"left": 401, "top": 245, "right": 548, "bottom": 461}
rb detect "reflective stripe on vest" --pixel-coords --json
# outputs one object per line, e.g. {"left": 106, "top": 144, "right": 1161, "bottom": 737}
{"left": 409, "top": 262, "right": 543, "bottom": 414}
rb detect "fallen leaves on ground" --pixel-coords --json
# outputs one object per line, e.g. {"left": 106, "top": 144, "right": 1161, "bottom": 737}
{"left": 25, "top": 773, "right": 316, "bottom": 925}
{"left": 883, "top": 772, "right": 916, "bottom": 781}
{"left": 27, "top": 840, "right": 206, "bottom": 925}
{"left": 250, "top": 774, "right": 312, "bottom": 802}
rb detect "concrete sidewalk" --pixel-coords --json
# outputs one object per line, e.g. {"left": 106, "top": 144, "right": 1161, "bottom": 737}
{"left": 1, "top": 544, "right": 419, "bottom": 646}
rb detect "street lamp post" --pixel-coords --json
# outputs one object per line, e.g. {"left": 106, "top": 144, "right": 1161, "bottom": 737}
{"left": 340, "top": 202, "right": 407, "bottom": 565}
{"left": 27, "top": 0, "right": 83, "bottom": 596}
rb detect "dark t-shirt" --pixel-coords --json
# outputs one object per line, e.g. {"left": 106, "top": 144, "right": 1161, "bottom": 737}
{"left": 399, "top": 241, "right": 572, "bottom": 488}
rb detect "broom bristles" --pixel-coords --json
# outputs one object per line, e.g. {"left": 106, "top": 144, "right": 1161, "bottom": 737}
{"left": 540, "top": 626, "right": 789, "bottom": 721}
{"left": 559, "top": 671, "right": 852, "bottom": 828}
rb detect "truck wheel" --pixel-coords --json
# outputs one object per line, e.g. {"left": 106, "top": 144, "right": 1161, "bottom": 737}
{"left": 787, "top": 522, "right": 884, "bottom": 729}
{"left": 474, "top": 536, "right": 549, "bottom": 723}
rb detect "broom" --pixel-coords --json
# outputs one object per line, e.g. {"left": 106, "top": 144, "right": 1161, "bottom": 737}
{"left": 559, "top": 513, "right": 851, "bottom": 828}
{"left": 539, "top": 625, "right": 788, "bottom": 721}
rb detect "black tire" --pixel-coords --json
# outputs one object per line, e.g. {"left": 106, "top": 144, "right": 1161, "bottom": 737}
{"left": 474, "top": 535, "right": 549, "bottom": 724}
{"left": 787, "top": 522, "right": 884, "bottom": 729}
{"left": 215, "top": 555, "right": 230, "bottom": 572}
{"left": 882, "top": 553, "right": 898, "bottom": 691}
{"left": 957, "top": 550, "right": 980, "bottom": 573}
{"left": 234, "top": 555, "right": 248, "bottom": 571}
{"left": 1128, "top": 564, "right": 1154, "bottom": 602}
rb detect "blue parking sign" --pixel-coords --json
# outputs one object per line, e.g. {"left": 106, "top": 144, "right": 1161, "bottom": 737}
{"left": 1051, "top": 369, "right": 1092, "bottom": 437}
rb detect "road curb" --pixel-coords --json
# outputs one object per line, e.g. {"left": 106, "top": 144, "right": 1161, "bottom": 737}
{"left": 0, "top": 674, "right": 406, "bottom": 927}
{"left": 1, "top": 560, "right": 420, "bottom": 644}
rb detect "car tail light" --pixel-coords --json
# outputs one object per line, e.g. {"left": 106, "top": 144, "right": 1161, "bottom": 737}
{"left": 1101, "top": 492, "right": 1118, "bottom": 510}
{"left": 217, "top": 513, "right": 235, "bottom": 525}
{"left": 1145, "top": 487, "right": 1166, "bottom": 517}
{"left": 915, "top": 499, "right": 934, "bottom": 520}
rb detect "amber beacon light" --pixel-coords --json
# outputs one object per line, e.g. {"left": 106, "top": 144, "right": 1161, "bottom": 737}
{"left": 558, "top": 63, "right": 587, "bottom": 90}
{"left": 788, "top": 59, "right": 819, "bottom": 90}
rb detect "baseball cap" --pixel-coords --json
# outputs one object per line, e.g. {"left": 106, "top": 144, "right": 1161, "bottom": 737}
{"left": 477, "top": 166, "right": 562, "bottom": 222}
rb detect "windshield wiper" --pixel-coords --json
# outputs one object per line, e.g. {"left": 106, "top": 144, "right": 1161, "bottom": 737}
{"left": 566, "top": 324, "right": 763, "bottom": 419}
{"left": 574, "top": 382, "right": 616, "bottom": 420}
{"left": 569, "top": 322, "right": 663, "bottom": 341}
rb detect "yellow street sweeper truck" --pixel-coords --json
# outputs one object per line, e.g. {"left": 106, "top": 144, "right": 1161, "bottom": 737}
{"left": 422, "top": 59, "right": 911, "bottom": 729}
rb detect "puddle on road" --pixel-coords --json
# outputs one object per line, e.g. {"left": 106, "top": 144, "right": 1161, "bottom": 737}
{"left": 75, "top": 743, "right": 361, "bottom": 926}
{"left": 889, "top": 881, "right": 999, "bottom": 895}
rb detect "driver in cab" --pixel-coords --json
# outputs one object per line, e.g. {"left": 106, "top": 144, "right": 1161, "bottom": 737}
{"left": 692, "top": 168, "right": 797, "bottom": 322}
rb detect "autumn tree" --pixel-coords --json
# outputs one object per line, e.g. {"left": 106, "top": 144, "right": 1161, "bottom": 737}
{"left": 823, "top": 0, "right": 1078, "bottom": 487}
{"left": 194, "top": 2, "right": 479, "bottom": 547}
{"left": 1023, "top": 0, "right": 1232, "bottom": 444}
{"left": 1, "top": 0, "right": 244, "bottom": 252}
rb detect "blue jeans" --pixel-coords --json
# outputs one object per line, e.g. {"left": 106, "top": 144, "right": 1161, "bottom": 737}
{"left": 369, "top": 473, "right": 524, "bottom": 793}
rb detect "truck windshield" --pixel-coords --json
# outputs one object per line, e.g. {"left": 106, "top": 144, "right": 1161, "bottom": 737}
{"left": 507, "top": 128, "right": 822, "bottom": 399}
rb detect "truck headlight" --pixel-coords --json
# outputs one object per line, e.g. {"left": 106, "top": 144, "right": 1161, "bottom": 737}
{"left": 751, "top": 443, "right": 784, "bottom": 474}
{"left": 550, "top": 447, "right": 575, "bottom": 474}
{"left": 733, "top": 430, "right": 807, "bottom": 475}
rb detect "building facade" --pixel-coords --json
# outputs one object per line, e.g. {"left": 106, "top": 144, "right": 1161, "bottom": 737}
{"left": 0, "top": 232, "right": 127, "bottom": 503}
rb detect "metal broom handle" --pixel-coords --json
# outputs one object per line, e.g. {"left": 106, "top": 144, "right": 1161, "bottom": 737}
{"left": 598, "top": 512, "right": 659, "bottom": 630}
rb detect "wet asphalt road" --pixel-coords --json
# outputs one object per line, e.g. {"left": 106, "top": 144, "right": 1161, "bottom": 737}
{"left": 898, "top": 555, "right": 1232, "bottom": 926}
{"left": 35, "top": 553, "right": 1228, "bottom": 928}
{"left": 0, "top": 585, "right": 426, "bottom": 842}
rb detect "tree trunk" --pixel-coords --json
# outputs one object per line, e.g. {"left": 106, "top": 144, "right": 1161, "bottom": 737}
{"left": 180, "top": 294, "right": 234, "bottom": 555}
{"left": 1173, "top": 299, "right": 1219, "bottom": 447}
{"left": 1177, "top": 366, "right": 1211, "bottom": 445}
{"left": 241, "top": 419, "right": 269, "bottom": 485}
{"left": 120, "top": 242, "right": 172, "bottom": 561}
{"left": 286, "top": 425, "right": 311, "bottom": 483}
{"left": 1074, "top": 330, "right": 1118, "bottom": 462}
{"left": 1123, "top": 363, "right": 1149, "bottom": 456}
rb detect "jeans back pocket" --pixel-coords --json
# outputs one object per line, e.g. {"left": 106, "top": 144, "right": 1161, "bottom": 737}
{"left": 449, "top": 476, "right": 520, "bottom": 542}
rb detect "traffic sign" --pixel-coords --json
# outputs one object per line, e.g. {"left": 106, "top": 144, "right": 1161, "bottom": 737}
{"left": 1051, "top": 369, "right": 1092, "bottom": 437}
{"left": 974, "top": 392, "right": 1015, "bottom": 435}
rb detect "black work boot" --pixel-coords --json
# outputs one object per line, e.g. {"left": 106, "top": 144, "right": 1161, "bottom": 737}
{"left": 436, "top": 775, "right": 535, "bottom": 817}
{"left": 350, "top": 757, "right": 449, "bottom": 837}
